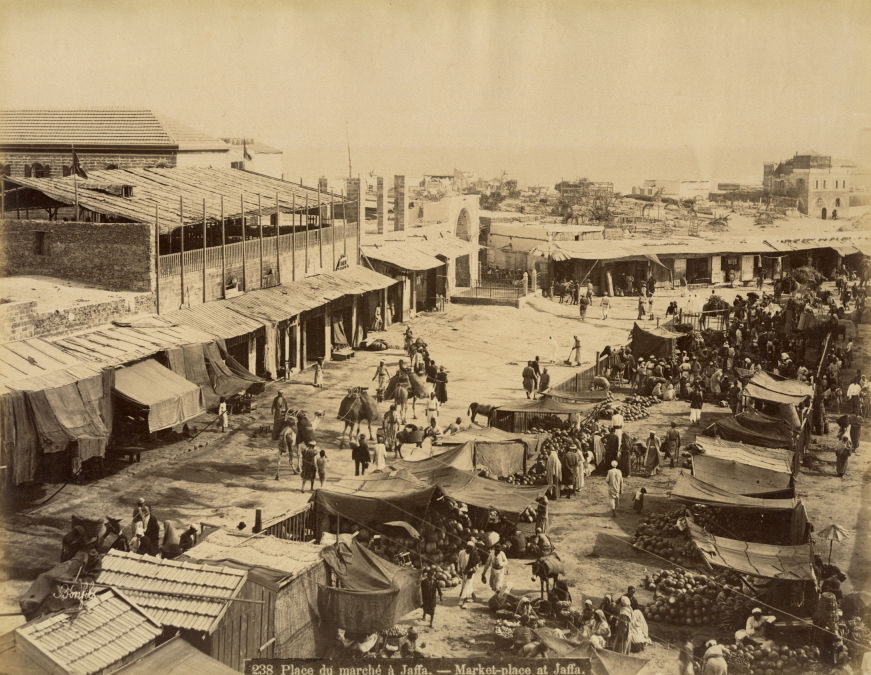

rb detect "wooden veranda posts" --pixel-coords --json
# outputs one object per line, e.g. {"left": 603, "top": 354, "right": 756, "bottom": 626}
{"left": 275, "top": 192, "right": 281, "bottom": 283}
{"left": 356, "top": 180, "right": 361, "bottom": 264}
{"left": 291, "top": 194, "right": 297, "bottom": 281}
{"left": 202, "top": 199, "right": 207, "bottom": 303}
{"left": 179, "top": 197, "right": 185, "bottom": 306}
{"left": 317, "top": 186, "right": 324, "bottom": 270}
{"left": 304, "top": 192, "right": 309, "bottom": 277}
{"left": 258, "top": 193, "right": 264, "bottom": 288}
{"left": 220, "top": 196, "right": 226, "bottom": 299}
{"left": 330, "top": 190, "right": 336, "bottom": 272}
{"left": 154, "top": 205, "right": 160, "bottom": 314}
{"left": 342, "top": 188, "right": 347, "bottom": 257}
{"left": 241, "top": 194, "right": 247, "bottom": 291}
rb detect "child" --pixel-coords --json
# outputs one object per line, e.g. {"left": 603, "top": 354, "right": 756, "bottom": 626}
{"left": 601, "top": 295, "right": 610, "bottom": 320}
{"left": 633, "top": 487, "right": 647, "bottom": 513}
{"left": 316, "top": 449, "right": 327, "bottom": 486}
{"left": 313, "top": 357, "right": 324, "bottom": 388}
{"left": 218, "top": 397, "right": 229, "bottom": 432}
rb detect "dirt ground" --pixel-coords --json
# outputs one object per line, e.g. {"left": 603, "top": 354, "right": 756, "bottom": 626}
{"left": 0, "top": 281, "right": 868, "bottom": 674}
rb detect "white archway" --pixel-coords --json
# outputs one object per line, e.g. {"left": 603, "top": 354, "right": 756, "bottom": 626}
{"left": 456, "top": 207, "right": 471, "bottom": 242}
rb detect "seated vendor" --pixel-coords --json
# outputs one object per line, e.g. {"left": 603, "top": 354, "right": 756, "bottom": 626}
{"left": 399, "top": 627, "right": 425, "bottom": 658}
{"left": 508, "top": 529, "right": 527, "bottom": 558}
{"left": 529, "top": 527, "right": 554, "bottom": 557}
{"left": 735, "top": 607, "right": 774, "bottom": 643}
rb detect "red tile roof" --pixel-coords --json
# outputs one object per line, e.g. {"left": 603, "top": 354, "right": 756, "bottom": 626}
{"left": 0, "top": 108, "right": 228, "bottom": 152}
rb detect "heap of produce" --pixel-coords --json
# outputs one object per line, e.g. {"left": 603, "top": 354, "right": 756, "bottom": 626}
{"left": 623, "top": 395, "right": 662, "bottom": 409}
{"left": 727, "top": 642, "right": 820, "bottom": 673}
{"left": 599, "top": 399, "right": 650, "bottom": 422}
{"left": 643, "top": 568, "right": 749, "bottom": 627}
{"left": 631, "top": 510, "right": 698, "bottom": 564}
{"left": 421, "top": 564, "right": 461, "bottom": 590}
{"left": 502, "top": 472, "right": 542, "bottom": 488}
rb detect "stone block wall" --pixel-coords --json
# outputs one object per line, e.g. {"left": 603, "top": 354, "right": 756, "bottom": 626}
{"left": 0, "top": 219, "right": 156, "bottom": 292}
{"left": 0, "top": 150, "right": 176, "bottom": 177}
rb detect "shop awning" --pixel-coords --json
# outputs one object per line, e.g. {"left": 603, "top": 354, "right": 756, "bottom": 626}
{"left": 686, "top": 520, "right": 816, "bottom": 583}
{"left": 853, "top": 240, "right": 871, "bottom": 256}
{"left": 745, "top": 372, "right": 812, "bottom": 405}
{"left": 162, "top": 301, "right": 265, "bottom": 341}
{"left": 670, "top": 473, "right": 797, "bottom": 511}
{"left": 830, "top": 244, "right": 861, "bottom": 257}
{"left": 113, "top": 359, "right": 204, "bottom": 432}
{"left": 693, "top": 437, "right": 794, "bottom": 474}
{"left": 362, "top": 243, "right": 443, "bottom": 271}
{"left": 692, "top": 454, "right": 794, "bottom": 497}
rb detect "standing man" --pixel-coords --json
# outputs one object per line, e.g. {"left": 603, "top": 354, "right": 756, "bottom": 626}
{"left": 383, "top": 404, "right": 401, "bottom": 458}
{"left": 218, "top": 397, "right": 229, "bottom": 433}
{"left": 271, "top": 390, "right": 288, "bottom": 440}
{"left": 601, "top": 294, "right": 611, "bottom": 320}
{"left": 350, "top": 434, "right": 370, "bottom": 476}
{"left": 276, "top": 417, "right": 298, "bottom": 480}
{"left": 664, "top": 421, "right": 681, "bottom": 468}
{"left": 372, "top": 361, "right": 390, "bottom": 402}
{"left": 570, "top": 335, "right": 582, "bottom": 366}
{"left": 689, "top": 386, "right": 704, "bottom": 425}
{"left": 420, "top": 568, "right": 443, "bottom": 627}
{"left": 606, "top": 460, "right": 624, "bottom": 518}
{"left": 458, "top": 541, "right": 482, "bottom": 609}
{"left": 522, "top": 361, "right": 537, "bottom": 399}
{"left": 545, "top": 447, "right": 562, "bottom": 500}
{"left": 538, "top": 367, "right": 551, "bottom": 396}
{"left": 300, "top": 441, "right": 318, "bottom": 492}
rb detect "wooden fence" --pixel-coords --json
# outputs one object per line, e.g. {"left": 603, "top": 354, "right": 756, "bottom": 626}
{"left": 451, "top": 281, "right": 527, "bottom": 308}
{"left": 260, "top": 502, "right": 318, "bottom": 542}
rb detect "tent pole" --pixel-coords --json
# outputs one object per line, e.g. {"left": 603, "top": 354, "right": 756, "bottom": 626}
{"left": 317, "top": 185, "right": 324, "bottom": 270}
{"left": 305, "top": 192, "right": 309, "bottom": 276}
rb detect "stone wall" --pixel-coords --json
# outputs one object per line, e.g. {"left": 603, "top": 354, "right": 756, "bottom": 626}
{"left": 0, "top": 219, "right": 156, "bottom": 292}
{"left": 0, "top": 149, "right": 176, "bottom": 177}
{"left": 0, "top": 293, "right": 155, "bottom": 341}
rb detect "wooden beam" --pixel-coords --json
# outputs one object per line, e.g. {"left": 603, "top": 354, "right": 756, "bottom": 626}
{"left": 179, "top": 196, "right": 185, "bottom": 306}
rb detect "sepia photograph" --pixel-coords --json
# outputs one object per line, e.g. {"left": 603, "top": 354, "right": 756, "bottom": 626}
{"left": 0, "top": 1, "right": 869, "bottom": 673}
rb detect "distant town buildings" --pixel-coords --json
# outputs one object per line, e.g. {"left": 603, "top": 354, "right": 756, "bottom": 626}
{"left": 763, "top": 151, "right": 851, "bottom": 219}
{"left": 221, "top": 138, "right": 284, "bottom": 178}
{"left": 0, "top": 108, "right": 231, "bottom": 177}
{"left": 633, "top": 179, "right": 712, "bottom": 201}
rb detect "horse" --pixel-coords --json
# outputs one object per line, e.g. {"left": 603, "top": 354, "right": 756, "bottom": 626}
{"left": 337, "top": 387, "right": 379, "bottom": 447}
{"left": 468, "top": 402, "right": 496, "bottom": 426}
{"left": 528, "top": 554, "right": 565, "bottom": 601}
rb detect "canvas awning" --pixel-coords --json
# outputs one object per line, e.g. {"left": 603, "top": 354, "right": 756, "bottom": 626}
{"left": 693, "top": 437, "right": 794, "bottom": 475}
{"left": 692, "top": 454, "right": 794, "bottom": 497}
{"left": 423, "top": 465, "right": 546, "bottom": 517}
{"left": 745, "top": 372, "right": 812, "bottom": 405}
{"left": 670, "top": 473, "right": 797, "bottom": 511}
{"left": 686, "top": 520, "right": 816, "bottom": 583}
{"left": 318, "top": 539, "right": 421, "bottom": 633}
{"left": 361, "top": 243, "right": 443, "bottom": 271}
{"left": 630, "top": 322, "right": 679, "bottom": 360}
{"left": 113, "top": 359, "right": 204, "bottom": 432}
{"left": 830, "top": 244, "right": 861, "bottom": 257}
{"left": 703, "top": 409, "right": 795, "bottom": 449}
{"left": 313, "top": 473, "right": 436, "bottom": 527}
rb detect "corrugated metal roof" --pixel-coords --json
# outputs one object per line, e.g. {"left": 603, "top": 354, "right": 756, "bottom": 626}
{"left": 0, "top": 338, "right": 102, "bottom": 390}
{"left": 96, "top": 550, "right": 246, "bottom": 634}
{"left": 15, "top": 588, "right": 162, "bottom": 674}
{"left": 5, "top": 167, "right": 341, "bottom": 233}
{"left": 0, "top": 108, "right": 228, "bottom": 151}
{"left": 162, "top": 301, "right": 266, "bottom": 340}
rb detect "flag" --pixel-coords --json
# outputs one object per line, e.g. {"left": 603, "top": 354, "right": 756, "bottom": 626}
{"left": 243, "top": 139, "right": 252, "bottom": 161}
{"left": 71, "top": 146, "right": 88, "bottom": 179}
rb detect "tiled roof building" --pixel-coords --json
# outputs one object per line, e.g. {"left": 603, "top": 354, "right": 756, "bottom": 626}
{"left": 0, "top": 108, "right": 230, "bottom": 178}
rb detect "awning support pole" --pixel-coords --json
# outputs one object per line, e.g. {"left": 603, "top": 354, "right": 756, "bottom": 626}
{"left": 179, "top": 197, "right": 185, "bottom": 306}
{"left": 258, "top": 193, "right": 264, "bottom": 288}
{"left": 241, "top": 194, "right": 247, "bottom": 291}
{"left": 317, "top": 185, "right": 324, "bottom": 270}
{"left": 220, "top": 196, "right": 226, "bottom": 299}
{"left": 275, "top": 192, "right": 281, "bottom": 284}
{"left": 305, "top": 192, "right": 310, "bottom": 276}
{"left": 291, "top": 193, "right": 297, "bottom": 281}
{"left": 202, "top": 198, "right": 207, "bottom": 304}
{"left": 155, "top": 205, "right": 160, "bottom": 314}
{"left": 330, "top": 190, "right": 336, "bottom": 271}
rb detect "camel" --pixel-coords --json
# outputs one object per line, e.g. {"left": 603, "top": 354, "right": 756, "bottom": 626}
{"left": 337, "top": 387, "right": 379, "bottom": 447}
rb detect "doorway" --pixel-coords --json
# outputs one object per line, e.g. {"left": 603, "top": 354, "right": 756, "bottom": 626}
{"left": 227, "top": 339, "right": 249, "bottom": 370}
{"left": 455, "top": 254, "right": 471, "bottom": 287}
{"left": 821, "top": 208, "right": 827, "bottom": 220}
{"left": 305, "top": 313, "right": 326, "bottom": 362}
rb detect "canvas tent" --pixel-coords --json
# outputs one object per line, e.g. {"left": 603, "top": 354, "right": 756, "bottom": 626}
{"left": 670, "top": 473, "right": 809, "bottom": 545}
{"left": 691, "top": 439, "right": 795, "bottom": 498}
{"left": 686, "top": 520, "right": 816, "bottom": 585}
{"left": 703, "top": 409, "right": 796, "bottom": 449}
{"left": 630, "top": 322, "right": 680, "bottom": 360}
{"left": 318, "top": 539, "right": 421, "bottom": 632}
{"left": 313, "top": 473, "right": 437, "bottom": 529}
{"left": 491, "top": 397, "right": 594, "bottom": 433}
{"left": 113, "top": 359, "right": 204, "bottom": 432}
{"left": 419, "top": 465, "right": 546, "bottom": 518}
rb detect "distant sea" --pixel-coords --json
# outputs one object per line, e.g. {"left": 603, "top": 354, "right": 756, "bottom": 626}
{"left": 282, "top": 144, "right": 776, "bottom": 192}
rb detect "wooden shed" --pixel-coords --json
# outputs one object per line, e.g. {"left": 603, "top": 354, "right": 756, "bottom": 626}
{"left": 184, "top": 528, "right": 329, "bottom": 663}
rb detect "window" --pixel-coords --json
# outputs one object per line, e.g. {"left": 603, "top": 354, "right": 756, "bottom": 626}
{"left": 823, "top": 180, "right": 826, "bottom": 189}
{"left": 62, "top": 166, "right": 71, "bottom": 177}
{"left": 0, "top": 163, "right": 10, "bottom": 177}
{"left": 231, "top": 161, "right": 244, "bottom": 170}
{"left": 815, "top": 180, "right": 818, "bottom": 189}
{"left": 34, "top": 231, "right": 47, "bottom": 255}
{"left": 32, "top": 163, "right": 50, "bottom": 178}
{"left": 836, "top": 198, "right": 841, "bottom": 208}
{"left": 24, "top": 164, "right": 32, "bottom": 177}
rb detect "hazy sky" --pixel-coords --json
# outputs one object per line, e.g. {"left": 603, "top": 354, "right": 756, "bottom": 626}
{"left": 1, "top": 1, "right": 869, "bottom": 189}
